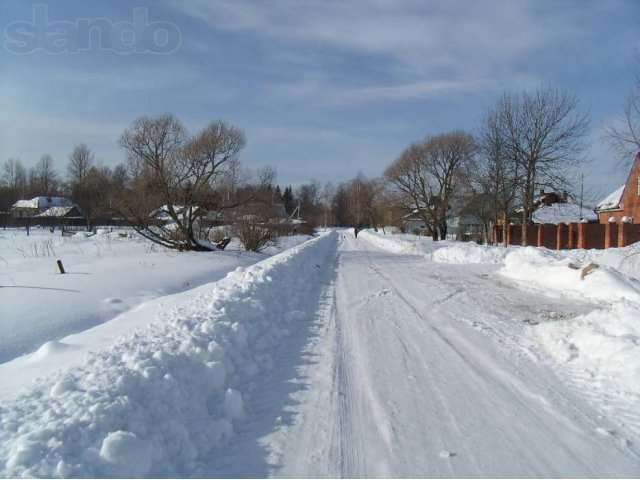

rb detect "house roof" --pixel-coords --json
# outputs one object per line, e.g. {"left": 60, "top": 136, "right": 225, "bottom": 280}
{"left": 532, "top": 203, "right": 597, "bottom": 224}
{"left": 151, "top": 205, "right": 204, "bottom": 220}
{"left": 12, "top": 196, "right": 74, "bottom": 210}
{"left": 13, "top": 199, "right": 37, "bottom": 209}
{"left": 595, "top": 185, "right": 625, "bottom": 212}
{"left": 35, "top": 206, "right": 81, "bottom": 218}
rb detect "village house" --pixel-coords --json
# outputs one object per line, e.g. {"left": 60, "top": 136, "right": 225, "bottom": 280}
{"left": 10, "top": 196, "right": 74, "bottom": 218}
{"left": 595, "top": 153, "right": 640, "bottom": 224}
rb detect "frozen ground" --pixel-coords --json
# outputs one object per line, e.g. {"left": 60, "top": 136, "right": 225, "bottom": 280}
{"left": 1, "top": 228, "right": 639, "bottom": 477}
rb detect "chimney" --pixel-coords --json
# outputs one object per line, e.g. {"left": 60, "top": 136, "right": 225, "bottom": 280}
{"left": 539, "top": 188, "right": 545, "bottom": 196}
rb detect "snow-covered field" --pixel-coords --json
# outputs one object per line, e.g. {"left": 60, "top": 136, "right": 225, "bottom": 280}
{"left": 0, "top": 228, "right": 310, "bottom": 364}
{"left": 1, "top": 227, "right": 640, "bottom": 477}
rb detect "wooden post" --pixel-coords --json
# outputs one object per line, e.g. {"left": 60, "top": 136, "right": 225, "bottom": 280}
{"left": 56, "top": 260, "right": 65, "bottom": 274}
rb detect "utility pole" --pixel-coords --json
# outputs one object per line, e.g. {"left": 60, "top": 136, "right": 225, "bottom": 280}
{"left": 579, "top": 173, "right": 584, "bottom": 221}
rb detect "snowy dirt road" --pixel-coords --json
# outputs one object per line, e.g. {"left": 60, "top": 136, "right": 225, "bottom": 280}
{"left": 232, "top": 234, "right": 640, "bottom": 478}
{"left": 2, "top": 232, "right": 639, "bottom": 478}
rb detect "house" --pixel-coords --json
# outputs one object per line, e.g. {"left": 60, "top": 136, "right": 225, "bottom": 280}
{"left": 533, "top": 189, "right": 568, "bottom": 208}
{"left": 512, "top": 189, "right": 596, "bottom": 224}
{"left": 447, "top": 214, "right": 484, "bottom": 241}
{"left": 532, "top": 203, "right": 597, "bottom": 224}
{"left": 34, "top": 205, "right": 85, "bottom": 228}
{"left": 595, "top": 153, "right": 640, "bottom": 224}
{"left": 150, "top": 205, "right": 206, "bottom": 224}
{"left": 11, "top": 196, "right": 74, "bottom": 218}
{"left": 400, "top": 209, "right": 429, "bottom": 234}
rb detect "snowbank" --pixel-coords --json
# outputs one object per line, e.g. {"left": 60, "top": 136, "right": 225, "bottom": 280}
{"left": 0, "top": 228, "right": 267, "bottom": 363}
{"left": 358, "top": 230, "right": 439, "bottom": 256}
{"left": 499, "top": 247, "right": 640, "bottom": 304}
{"left": 536, "top": 303, "right": 640, "bottom": 435}
{"left": 430, "top": 242, "right": 511, "bottom": 264}
{"left": 0, "top": 232, "right": 337, "bottom": 478}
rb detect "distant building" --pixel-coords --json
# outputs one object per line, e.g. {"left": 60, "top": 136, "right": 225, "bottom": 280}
{"left": 595, "top": 153, "right": 640, "bottom": 224}
{"left": 512, "top": 189, "right": 596, "bottom": 224}
{"left": 532, "top": 203, "right": 597, "bottom": 224}
{"left": 11, "top": 196, "right": 74, "bottom": 219}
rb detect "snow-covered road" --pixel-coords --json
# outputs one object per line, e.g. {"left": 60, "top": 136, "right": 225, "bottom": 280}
{"left": 2, "top": 231, "right": 639, "bottom": 477}
{"left": 246, "top": 235, "right": 639, "bottom": 477}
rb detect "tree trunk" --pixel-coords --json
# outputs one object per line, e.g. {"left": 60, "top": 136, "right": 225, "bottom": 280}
{"left": 502, "top": 212, "right": 508, "bottom": 247}
{"left": 439, "top": 222, "right": 447, "bottom": 241}
{"left": 521, "top": 209, "right": 528, "bottom": 246}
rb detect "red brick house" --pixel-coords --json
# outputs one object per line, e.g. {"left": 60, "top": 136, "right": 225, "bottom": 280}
{"left": 596, "top": 153, "right": 640, "bottom": 224}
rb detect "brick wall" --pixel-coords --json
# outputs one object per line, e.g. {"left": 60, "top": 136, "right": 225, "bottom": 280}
{"left": 497, "top": 222, "right": 640, "bottom": 250}
{"left": 537, "top": 224, "right": 557, "bottom": 249}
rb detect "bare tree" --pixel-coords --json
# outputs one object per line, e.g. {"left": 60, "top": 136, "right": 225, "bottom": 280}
{"left": 2, "top": 158, "right": 27, "bottom": 193}
{"left": 495, "top": 87, "right": 590, "bottom": 245}
{"left": 119, "top": 113, "right": 272, "bottom": 251}
{"left": 477, "top": 101, "right": 521, "bottom": 245}
{"left": 321, "top": 182, "right": 336, "bottom": 228}
{"left": 67, "top": 144, "right": 95, "bottom": 184}
{"left": 33, "top": 154, "right": 59, "bottom": 195}
{"left": 605, "top": 58, "right": 640, "bottom": 166}
{"left": 385, "top": 131, "right": 476, "bottom": 240}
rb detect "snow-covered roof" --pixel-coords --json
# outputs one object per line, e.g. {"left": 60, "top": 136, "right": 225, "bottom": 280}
{"left": 12, "top": 196, "right": 74, "bottom": 210}
{"left": 13, "top": 199, "right": 38, "bottom": 209}
{"left": 35, "top": 206, "right": 79, "bottom": 218}
{"left": 532, "top": 203, "right": 597, "bottom": 224}
{"left": 151, "top": 205, "right": 203, "bottom": 220}
{"left": 595, "top": 185, "right": 625, "bottom": 211}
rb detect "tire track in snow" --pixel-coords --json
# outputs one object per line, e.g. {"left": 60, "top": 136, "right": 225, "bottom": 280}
{"left": 334, "top": 237, "right": 639, "bottom": 477}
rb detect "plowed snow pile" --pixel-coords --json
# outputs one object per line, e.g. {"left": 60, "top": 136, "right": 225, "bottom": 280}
{"left": 499, "top": 247, "right": 640, "bottom": 303}
{"left": 430, "top": 242, "right": 511, "bottom": 264}
{"left": 0, "top": 233, "right": 337, "bottom": 477}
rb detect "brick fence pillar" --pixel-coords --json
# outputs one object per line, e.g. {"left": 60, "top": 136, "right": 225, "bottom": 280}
{"left": 537, "top": 224, "right": 543, "bottom": 247}
{"left": 556, "top": 223, "right": 565, "bottom": 250}
{"left": 568, "top": 223, "right": 577, "bottom": 249}
{"left": 578, "top": 222, "right": 586, "bottom": 249}
{"left": 507, "top": 224, "right": 513, "bottom": 246}
{"left": 619, "top": 222, "right": 628, "bottom": 247}
{"left": 605, "top": 222, "right": 616, "bottom": 249}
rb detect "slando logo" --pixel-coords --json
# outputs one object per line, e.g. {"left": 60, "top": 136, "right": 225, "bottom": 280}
{"left": 4, "top": 4, "right": 182, "bottom": 54}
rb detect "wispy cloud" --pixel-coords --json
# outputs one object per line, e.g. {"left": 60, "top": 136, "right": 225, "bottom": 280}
{"left": 331, "top": 79, "right": 488, "bottom": 103}
{"left": 168, "top": 0, "right": 585, "bottom": 77}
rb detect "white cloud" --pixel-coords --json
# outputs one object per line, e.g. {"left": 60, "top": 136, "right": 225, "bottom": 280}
{"left": 169, "top": 0, "right": 586, "bottom": 77}
{"left": 331, "top": 78, "right": 488, "bottom": 103}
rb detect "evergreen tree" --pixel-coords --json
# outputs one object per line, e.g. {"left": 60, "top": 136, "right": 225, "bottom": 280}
{"left": 283, "top": 185, "right": 295, "bottom": 214}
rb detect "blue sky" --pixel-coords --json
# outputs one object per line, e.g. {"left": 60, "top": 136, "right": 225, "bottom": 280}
{"left": 0, "top": 0, "right": 638, "bottom": 200}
